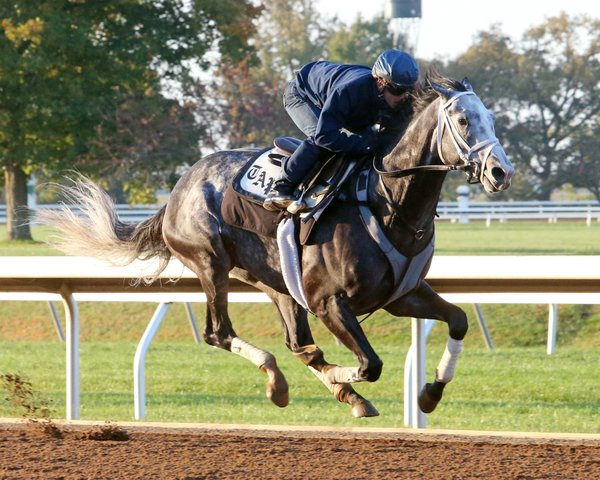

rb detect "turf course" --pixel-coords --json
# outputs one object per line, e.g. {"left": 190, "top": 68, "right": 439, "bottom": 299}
{"left": 0, "top": 221, "right": 598, "bottom": 433}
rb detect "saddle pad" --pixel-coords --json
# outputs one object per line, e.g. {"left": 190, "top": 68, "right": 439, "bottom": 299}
{"left": 221, "top": 183, "right": 284, "bottom": 238}
{"left": 232, "top": 148, "right": 282, "bottom": 204}
{"left": 222, "top": 180, "right": 319, "bottom": 243}
{"left": 225, "top": 147, "right": 355, "bottom": 242}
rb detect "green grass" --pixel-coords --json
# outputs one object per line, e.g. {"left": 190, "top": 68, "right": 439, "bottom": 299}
{"left": 435, "top": 221, "right": 600, "bottom": 255}
{"left": 0, "top": 340, "right": 597, "bottom": 433}
{"left": 2, "top": 220, "right": 600, "bottom": 255}
{"left": 0, "top": 225, "right": 60, "bottom": 255}
{"left": 0, "top": 220, "right": 599, "bottom": 432}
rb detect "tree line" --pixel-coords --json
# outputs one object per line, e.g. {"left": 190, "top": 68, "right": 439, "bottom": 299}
{"left": 1, "top": 1, "right": 598, "bottom": 240}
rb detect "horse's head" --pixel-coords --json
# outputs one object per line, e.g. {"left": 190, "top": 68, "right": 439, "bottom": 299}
{"left": 431, "top": 78, "right": 514, "bottom": 193}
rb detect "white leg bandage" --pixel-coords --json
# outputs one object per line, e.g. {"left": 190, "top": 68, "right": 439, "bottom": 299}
{"left": 435, "top": 337, "right": 464, "bottom": 383}
{"left": 231, "top": 337, "right": 271, "bottom": 368}
{"left": 308, "top": 366, "right": 336, "bottom": 394}
{"left": 324, "top": 366, "right": 361, "bottom": 384}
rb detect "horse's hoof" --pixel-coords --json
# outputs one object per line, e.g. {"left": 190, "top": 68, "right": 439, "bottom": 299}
{"left": 418, "top": 381, "right": 445, "bottom": 414}
{"left": 351, "top": 399, "right": 380, "bottom": 418}
{"left": 264, "top": 365, "right": 289, "bottom": 408}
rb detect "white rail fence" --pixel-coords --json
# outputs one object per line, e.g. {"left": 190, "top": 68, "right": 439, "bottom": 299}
{"left": 436, "top": 200, "right": 600, "bottom": 225}
{"left": 1, "top": 256, "right": 599, "bottom": 429}
{"left": 3, "top": 200, "right": 600, "bottom": 225}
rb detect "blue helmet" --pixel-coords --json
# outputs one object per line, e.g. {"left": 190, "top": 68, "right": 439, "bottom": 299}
{"left": 372, "top": 50, "right": 419, "bottom": 88}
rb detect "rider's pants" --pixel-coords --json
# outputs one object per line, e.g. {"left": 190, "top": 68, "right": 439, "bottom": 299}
{"left": 281, "top": 80, "right": 329, "bottom": 184}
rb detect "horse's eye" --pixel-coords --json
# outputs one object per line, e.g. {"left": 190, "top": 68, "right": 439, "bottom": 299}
{"left": 458, "top": 117, "right": 468, "bottom": 127}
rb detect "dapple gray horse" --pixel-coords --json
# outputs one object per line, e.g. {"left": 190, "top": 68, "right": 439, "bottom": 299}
{"left": 39, "top": 73, "right": 514, "bottom": 417}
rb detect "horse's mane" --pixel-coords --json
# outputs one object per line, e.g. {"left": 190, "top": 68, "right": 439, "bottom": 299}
{"left": 411, "top": 71, "right": 467, "bottom": 116}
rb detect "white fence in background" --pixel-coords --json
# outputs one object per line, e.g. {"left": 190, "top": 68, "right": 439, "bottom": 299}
{"left": 3, "top": 200, "right": 600, "bottom": 225}
{"left": 436, "top": 200, "right": 600, "bottom": 225}
{"left": 1, "top": 256, "right": 600, "bottom": 429}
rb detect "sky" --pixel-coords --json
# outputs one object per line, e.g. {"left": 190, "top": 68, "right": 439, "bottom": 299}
{"left": 316, "top": 0, "right": 600, "bottom": 60}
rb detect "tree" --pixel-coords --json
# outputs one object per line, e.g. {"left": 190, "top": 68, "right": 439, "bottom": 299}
{"left": 71, "top": 88, "right": 201, "bottom": 204}
{"left": 254, "top": 0, "right": 329, "bottom": 79}
{"left": 569, "top": 120, "right": 600, "bottom": 200}
{"left": 205, "top": 3, "right": 403, "bottom": 150}
{"left": 0, "top": 0, "right": 260, "bottom": 239}
{"left": 447, "top": 14, "right": 600, "bottom": 200}
{"left": 196, "top": 0, "right": 330, "bottom": 150}
{"left": 326, "top": 14, "right": 399, "bottom": 65}
{"left": 205, "top": 58, "right": 298, "bottom": 149}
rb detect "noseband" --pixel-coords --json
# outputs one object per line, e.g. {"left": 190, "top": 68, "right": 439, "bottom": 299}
{"left": 374, "top": 90, "right": 500, "bottom": 183}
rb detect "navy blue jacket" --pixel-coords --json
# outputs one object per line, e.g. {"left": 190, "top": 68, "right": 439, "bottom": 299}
{"left": 295, "top": 61, "right": 390, "bottom": 153}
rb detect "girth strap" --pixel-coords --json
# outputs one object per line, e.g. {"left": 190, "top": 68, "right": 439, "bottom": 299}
{"left": 355, "top": 169, "right": 434, "bottom": 306}
{"left": 356, "top": 169, "right": 408, "bottom": 285}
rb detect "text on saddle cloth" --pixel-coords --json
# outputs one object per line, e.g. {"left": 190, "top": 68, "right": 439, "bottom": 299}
{"left": 232, "top": 147, "right": 282, "bottom": 204}
{"left": 232, "top": 137, "right": 303, "bottom": 205}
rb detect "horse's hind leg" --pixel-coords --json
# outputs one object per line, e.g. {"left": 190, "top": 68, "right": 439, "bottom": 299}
{"left": 385, "top": 281, "right": 468, "bottom": 414}
{"left": 165, "top": 236, "right": 288, "bottom": 407}
{"left": 270, "top": 291, "right": 378, "bottom": 417}
{"left": 216, "top": 313, "right": 289, "bottom": 408}
{"left": 202, "top": 268, "right": 288, "bottom": 407}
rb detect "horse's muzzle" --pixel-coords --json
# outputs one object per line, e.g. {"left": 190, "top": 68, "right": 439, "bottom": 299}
{"left": 480, "top": 149, "right": 514, "bottom": 193}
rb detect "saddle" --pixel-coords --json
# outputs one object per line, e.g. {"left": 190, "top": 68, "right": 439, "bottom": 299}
{"left": 221, "top": 136, "right": 364, "bottom": 243}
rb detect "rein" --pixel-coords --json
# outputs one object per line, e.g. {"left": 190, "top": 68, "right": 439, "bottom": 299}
{"left": 373, "top": 159, "right": 470, "bottom": 178}
{"left": 373, "top": 90, "right": 500, "bottom": 183}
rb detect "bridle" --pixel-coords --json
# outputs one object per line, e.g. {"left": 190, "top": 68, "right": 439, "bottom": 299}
{"left": 436, "top": 91, "right": 500, "bottom": 184}
{"left": 374, "top": 90, "right": 501, "bottom": 185}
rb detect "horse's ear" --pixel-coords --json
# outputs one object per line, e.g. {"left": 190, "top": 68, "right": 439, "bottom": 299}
{"left": 462, "top": 77, "right": 473, "bottom": 91}
{"left": 429, "top": 80, "right": 453, "bottom": 99}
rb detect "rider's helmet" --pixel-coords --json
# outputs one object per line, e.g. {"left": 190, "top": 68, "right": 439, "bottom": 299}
{"left": 372, "top": 50, "right": 419, "bottom": 93}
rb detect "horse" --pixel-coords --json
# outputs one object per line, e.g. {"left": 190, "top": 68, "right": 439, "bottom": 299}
{"left": 39, "top": 73, "right": 514, "bottom": 418}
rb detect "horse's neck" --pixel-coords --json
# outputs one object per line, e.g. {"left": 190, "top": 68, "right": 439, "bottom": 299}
{"left": 372, "top": 100, "right": 445, "bottom": 249}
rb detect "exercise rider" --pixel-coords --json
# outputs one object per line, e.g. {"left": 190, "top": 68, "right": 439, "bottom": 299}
{"left": 263, "top": 49, "right": 419, "bottom": 211}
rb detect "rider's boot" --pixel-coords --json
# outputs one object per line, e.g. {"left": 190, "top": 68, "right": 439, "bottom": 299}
{"left": 263, "top": 179, "right": 297, "bottom": 211}
{"left": 263, "top": 139, "right": 326, "bottom": 211}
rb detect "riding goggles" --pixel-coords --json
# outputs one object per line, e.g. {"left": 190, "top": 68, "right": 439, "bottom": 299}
{"left": 385, "top": 83, "right": 414, "bottom": 97}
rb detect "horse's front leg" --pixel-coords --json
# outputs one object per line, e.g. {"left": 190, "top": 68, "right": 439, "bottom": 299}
{"left": 294, "top": 344, "right": 380, "bottom": 418}
{"left": 303, "top": 294, "right": 384, "bottom": 416}
{"left": 271, "top": 292, "right": 379, "bottom": 418}
{"left": 385, "top": 281, "right": 468, "bottom": 414}
{"left": 315, "top": 294, "right": 384, "bottom": 383}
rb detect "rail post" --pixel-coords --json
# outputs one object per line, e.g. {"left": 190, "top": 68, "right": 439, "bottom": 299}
{"left": 457, "top": 185, "right": 470, "bottom": 224}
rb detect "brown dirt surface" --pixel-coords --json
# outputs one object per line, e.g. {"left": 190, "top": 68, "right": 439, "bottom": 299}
{"left": 0, "top": 420, "right": 599, "bottom": 480}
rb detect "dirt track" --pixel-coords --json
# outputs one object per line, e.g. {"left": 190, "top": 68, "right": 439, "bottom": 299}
{"left": 0, "top": 421, "right": 599, "bottom": 479}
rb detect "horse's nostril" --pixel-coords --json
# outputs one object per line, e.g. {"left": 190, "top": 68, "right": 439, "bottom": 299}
{"left": 491, "top": 167, "right": 506, "bottom": 184}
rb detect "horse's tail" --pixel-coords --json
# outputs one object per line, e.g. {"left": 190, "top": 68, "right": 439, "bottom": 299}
{"left": 37, "top": 177, "right": 172, "bottom": 280}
